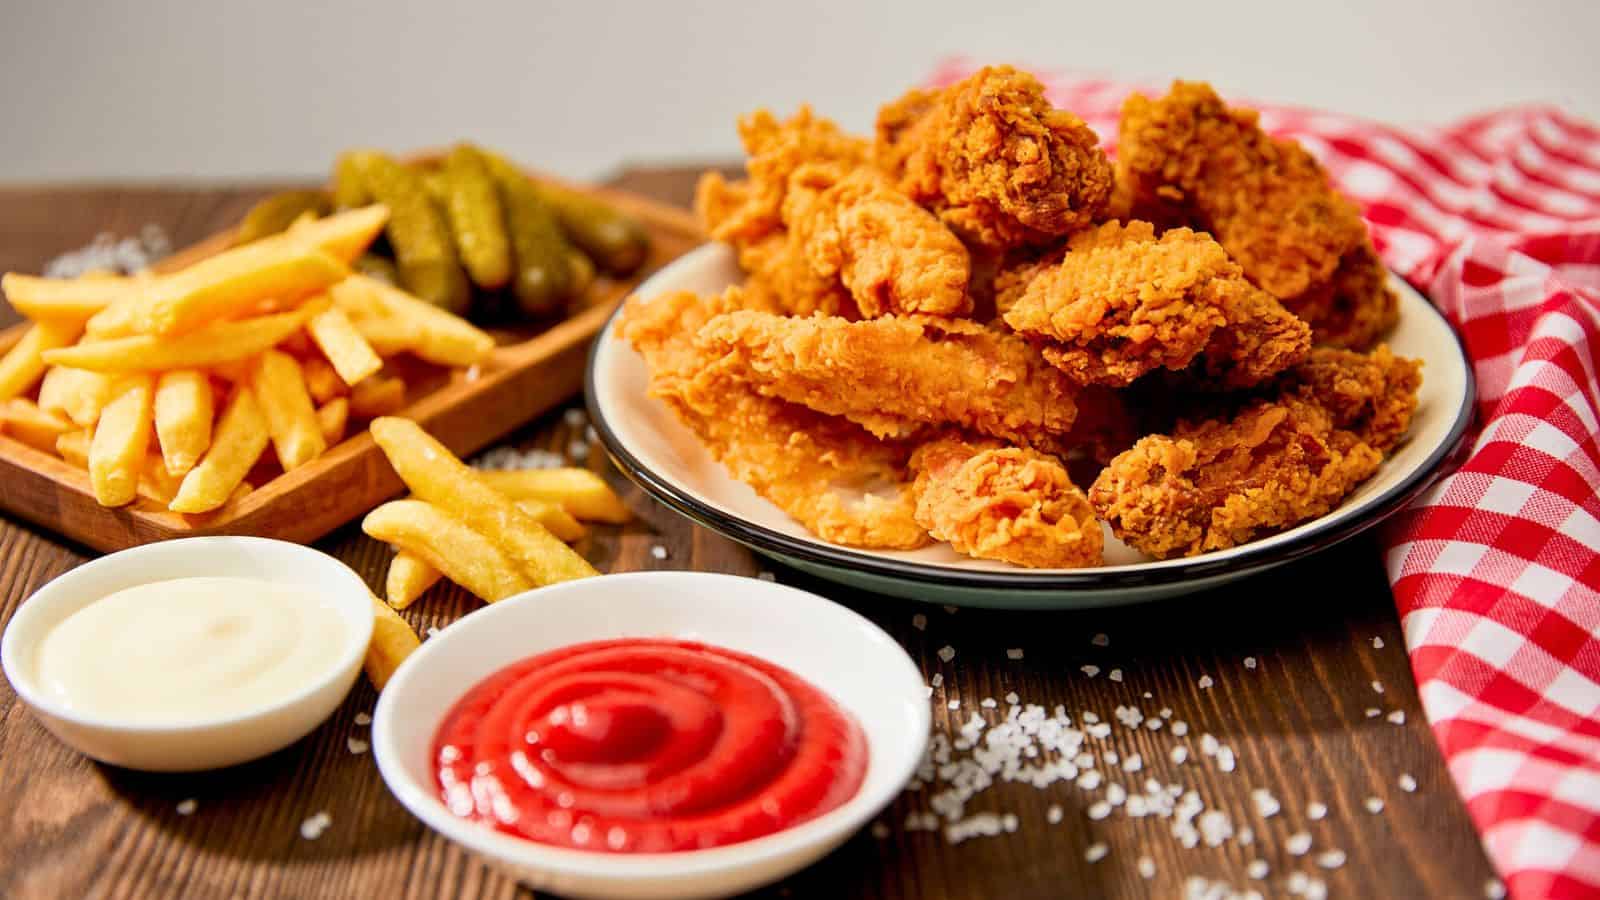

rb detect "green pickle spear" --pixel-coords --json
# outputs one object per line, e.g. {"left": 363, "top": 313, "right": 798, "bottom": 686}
{"left": 540, "top": 181, "right": 651, "bottom": 275}
{"left": 479, "top": 148, "right": 574, "bottom": 318}
{"left": 349, "top": 151, "right": 470, "bottom": 314}
{"left": 234, "top": 190, "right": 333, "bottom": 245}
{"left": 332, "top": 152, "right": 375, "bottom": 210}
{"left": 440, "top": 146, "right": 513, "bottom": 291}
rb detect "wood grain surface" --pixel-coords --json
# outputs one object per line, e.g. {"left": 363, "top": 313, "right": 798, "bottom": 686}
{"left": 0, "top": 170, "right": 1498, "bottom": 900}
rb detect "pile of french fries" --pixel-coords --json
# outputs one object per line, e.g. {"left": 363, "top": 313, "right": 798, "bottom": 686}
{"left": 0, "top": 205, "right": 497, "bottom": 513}
{"left": 359, "top": 417, "right": 631, "bottom": 687}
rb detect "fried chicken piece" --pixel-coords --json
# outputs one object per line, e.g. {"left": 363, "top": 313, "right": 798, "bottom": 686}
{"left": 734, "top": 228, "right": 857, "bottom": 317}
{"left": 1088, "top": 345, "right": 1420, "bottom": 558}
{"left": 616, "top": 289, "right": 928, "bottom": 549}
{"left": 875, "top": 65, "right": 1114, "bottom": 250}
{"left": 691, "top": 310, "right": 1080, "bottom": 451}
{"left": 1117, "top": 81, "right": 1367, "bottom": 299}
{"left": 911, "top": 435, "right": 1102, "bottom": 568}
{"left": 1283, "top": 241, "right": 1400, "bottom": 349}
{"left": 1002, "top": 221, "right": 1310, "bottom": 387}
{"left": 783, "top": 163, "right": 972, "bottom": 317}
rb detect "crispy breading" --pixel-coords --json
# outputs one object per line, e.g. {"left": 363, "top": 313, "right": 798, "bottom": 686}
{"left": 1283, "top": 241, "right": 1400, "bottom": 349}
{"left": 691, "top": 310, "right": 1080, "bottom": 450}
{"left": 1117, "top": 81, "right": 1367, "bottom": 299}
{"left": 911, "top": 435, "right": 1102, "bottom": 568}
{"left": 875, "top": 66, "right": 1114, "bottom": 250}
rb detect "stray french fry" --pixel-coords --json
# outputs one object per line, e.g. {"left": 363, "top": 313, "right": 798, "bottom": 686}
{"left": 37, "top": 365, "right": 115, "bottom": 429}
{"left": 332, "top": 276, "right": 494, "bottom": 367}
{"left": 0, "top": 320, "right": 82, "bottom": 401}
{"left": 301, "top": 355, "right": 347, "bottom": 403}
{"left": 348, "top": 375, "right": 406, "bottom": 418}
{"left": 170, "top": 386, "right": 270, "bottom": 513}
{"left": 365, "top": 592, "right": 420, "bottom": 691}
{"left": 307, "top": 305, "right": 382, "bottom": 385}
{"left": 54, "top": 429, "right": 89, "bottom": 465}
{"left": 43, "top": 305, "right": 316, "bottom": 372}
{"left": 369, "top": 417, "right": 597, "bottom": 585}
{"left": 251, "top": 350, "right": 326, "bottom": 471}
{"left": 2, "top": 273, "right": 132, "bottom": 322}
{"left": 316, "top": 396, "right": 349, "bottom": 445}
{"left": 285, "top": 204, "right": 391, "bottom": 264}
{"left": 479, "top": 468, "right": 631, "bottom": 524}
{"left": 348, "top": 315, "right": 416, "bottom": 357}
{"left": 0, "top": 399, "right": 72, "bottom": 453}
{"left": 127, "top": 240, "right": 346, "bottom": 336}
{"left": 88, "top": 375, "right": 154, "bottom": 506}
{"left": 154, "top": 370, "right": 213, "bottom": 476}
{"left": 385, "top": 550, "right": 442, "bottom": 610}
{"left": 515, "top": 497, "right": 586, "bottom": 542}
{"left": 363, "top": 499, "right": 534, "bottom": 602}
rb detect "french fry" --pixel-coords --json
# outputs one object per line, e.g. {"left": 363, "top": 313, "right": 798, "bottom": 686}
{"left": 2, "top": 273, "right": 132, "bottom": 322}
{"left": 169, "top": 386, "right": 270, "bottom": 513}
{"left": 385, "top": 550, "right": 442, "bottom": 610}
{"left": 85, "top": 296, "right": 138, "bottom": 338}
{"left": 479, "top": 468, "right": 631, "bottom": 524}
{"left": 0, "top": 320, "right": 82, "bottom": 401}
{"left": 54, "top": 429, "right": 89, "bottom": 465}
{"left": 0, "top": 399, "right": 72, "bottom": 453}
{"left": 285, "top": 204, "right": 391, "bottom": 264}
{"left": 251, "top": 350, "right": 326, "bottom": 471}
{"left": 348, "top": 374, "right": 406, "bottom": 418}
{"left": 43, "top": 305, "right": 316, "bottom": 372}
{"left": 365, "top": 592, "right": 420, "bottom": 691}
{"left": 301, "top": 355, "right": 347, "bottom": 402}
{"left": 308, "top": 306, "right": 383, "bottom": 385}
{"left": 127, "top": 240, "right": 346, "bottom": 336}
{"left": 332, "top": 276, "right": 494, "bottom": 367}
{"left": 56, "top": 430, "right": 177, "bottom": 504}
{"left": 369, "top": 417, "right": 597, "bottom": 585}
{"left": 327, "top": 278, "right": 387, "bottom": 319}
{"left": 36, "top": 365, "right": 114, "bottom": 428}
{"left": 153, "top": 370, "right": 213, "bottom": 476}
{"left": 514, "top": 498, "right": 586, "bottom": 542}
{"left": 363, "top": 499, "right": 534, "bottom": 602}
{"left": 316, "top": 396, "right": 349, "bottom": 445}
{"left": 88, "top": 375, "right": 154, "bottom": 506}
{"left": 348, "top": 315, "right": 416, "bottom": 357}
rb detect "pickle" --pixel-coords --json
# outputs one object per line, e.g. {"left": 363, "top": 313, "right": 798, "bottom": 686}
{"left": 419, "top": 167, "right": 449, "bottom": 205}
{"left": 440, "top": 146, "right": 513, "bottom": 290}
{"left": 540, "top": 182, "right": 650, "bottom": 275}
{"left": 234, "top": 190, "right": 332, "bottom": 245}
{"left": 566, "top": 249, "right": 595, "bottom": 298}
{"left": 480, "top": 148, "right": 573, "bottom": 318}
{"left": 332, "top": 152, "right": 375, "bottom": 210}
{"left": 354, "top": 253, "right": 400, "bottom": 285}
{"left": 349, "top": 151, "right": 470, "bottom": 315}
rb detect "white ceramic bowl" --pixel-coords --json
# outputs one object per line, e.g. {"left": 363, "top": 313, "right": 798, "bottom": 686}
{"left": 371, "top": 571, "right": 930, "bottom": 900}
{"left": 1, "top": 536, "right": 374, "bottom": 772}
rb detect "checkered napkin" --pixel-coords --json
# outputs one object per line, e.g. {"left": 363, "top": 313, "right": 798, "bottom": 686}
{"left": 927, "top": 59, "right": 1600, "bottom": 899}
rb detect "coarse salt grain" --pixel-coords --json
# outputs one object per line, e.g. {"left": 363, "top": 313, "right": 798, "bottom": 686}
{"left": 1006, "top": 648, "right": 1025, "bottom": 660}
{"left": 1081, "top": 664, "right": 1100, "bottom": 677}
{"left": 300, "top": 812, "right": 332, "bottom": 840}
{"left": 1170, "top": 746, "right": 1189, "bottom": 764}
{"left": 870, "top": 822, "right": 889, "bottom": 839}
{"left": 1247, "top": 859, "right": 1269, "bottom": 879}
{"left": 937, "top": 645, "right": 956, "bottom": 662}
{"left": 1365, "top": 796, "right": 1384, "bottom": 814}
{"left": 1091, "top": 633, "right": 1109, "bottom": 647}
{"left": 1137, "top": 856, "right": 1155, "bottom": 878}
{"left": 650, "top": 545, "right": 668, "bottom": 560}
{"left": 354, "top": 712, "right": 372, "bottom": 726}
{"left": 347, "top": 737, "right": 369, "bottom": 755}
{"left": 931, "top": 673, "right": 944, "bottom": 688}
{"left": 1286, "top": 831, "right": 1312, "bottom": 855}
{"left": 1087, "top": 801, "right": 1111, "bottom": 820}
{"left": 757, "top": 571, "right": 776, "bottom": 581}
{"left": 1372, "top": 680, "right": 1385, "bottom": 694}
{"left": 1399, "top": 773, "right": 1417, "bottom": 792}
{"left": 943, "top": 605, "right": 958, "bottom": 614}
{"left": 562, "top": 408, "right": 586, "bottom": 428}
{"left": 1084, "top": 842, "right": 1108, "bottom": 862}
{"left": 1251, "top": 788, "right": 1280, "bottom": 818}
{"left": 1109, "top": 668, "right": 1123, "bottom": 682}
{"left": 1317, "top": 849, "right": 1347, "bottom": 869}
{"left": 1200, "top": 733, "right": 1220, "bottom": 756}
{"left": 1123, "top": 753, "right": 1143, "bottom": 772}
{"left": 1307, "top": 801, "right": 1328, "bottom": 820}
{"left": 1244, "top": 656, "right": 1257, "bottom": 669}
{"left": 1105, "top": 751, "right": 1119, "bottom": 765}
{"left": 947, "top": 699, "right": 960, "bottom": 710}
{"left": 1372, "top": 636, "right": 1385, "bottom": 649}
{"left": 1172, "top": 721, "right": 1189, "bottom": 736}
{"left": 1198, "top": 675, "right": 1214, "bottom": 689}
{"left": 1005, "top": 691, "right": 1019, "bottom": 705}
{"left": 176, "top": 798, "right": 197, "bottom": 816}
{"left": 1484, "top": 879, "right": 1507, "bottom": 899}
{"left": 1046, "top": 804, "right": 1063, "bottom": 824}
{"left": 981, "top": 698, "right": 997, "bottom": 709}
{"left": 426, "top": 626, "right": 441, "bottom": 638}
{"left": 1077, "top": 770, "right": 1103, "bottom": 790}
{"left": 912, "top": 614, "right": 927, "bottom": 631}
{"left": 1387, "top": 710, "right": 1406, "bottom": 724}
{"left": 1365, "top": 708, "right": 1381, "bottom": 718}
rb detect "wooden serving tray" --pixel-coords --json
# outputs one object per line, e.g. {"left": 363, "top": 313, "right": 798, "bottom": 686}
{"left": 0, "top": 174, "right": 702, "bottom": 553}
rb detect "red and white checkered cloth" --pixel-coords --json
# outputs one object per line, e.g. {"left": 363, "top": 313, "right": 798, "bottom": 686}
{"left": 928, "top": 58, "right": 1600, "bottom": 899}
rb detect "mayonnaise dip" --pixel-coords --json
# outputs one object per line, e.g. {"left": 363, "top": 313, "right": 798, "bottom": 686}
{"left": 36, "top": 576, "right": 349, "bottom": 724}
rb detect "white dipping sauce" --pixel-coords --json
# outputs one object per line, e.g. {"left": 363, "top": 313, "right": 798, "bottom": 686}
{"left": 36, "top": 576, "right": 348, "bottom": 724}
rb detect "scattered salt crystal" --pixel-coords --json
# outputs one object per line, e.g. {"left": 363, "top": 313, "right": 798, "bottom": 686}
{"left": 1160, "top": 707, "right": 1173, "bottom": 718}
{"left": 981, "top": 698, "right": 997, "bottom": 709}
{"left": 1123, "top": 753, "right": 1143, "bottom": 773}
{"left": 1388, "top": 710, "right": 1406, "bottom": 724}
{"left": 354, "top": 712, "right": 372, "bottom": 726}
{"left": 1286, "top": 831, "right": 1312, "bottom": 855}
{"left": 1372, "top": 680, "right": 1385, "bottom": 694}
{"left": 1252, "top": 788, "right": 1281, "bottom": 818}
{"left": 176, "top": 799, "right": 197, "bottom": 816}
{"left": 1088, "top": 722, "right": 1111, "bottom": 739}
{"left": 1084, "top": 842, "right": 1108, "bottom": 862}
{"left": 1091, "top": 633, "right": 1109, "bottom": 647}
{"left": 1105, "top": 751, "right": 1119, "bottom": 765}
{"left": 1200, "top": 733, "right": 1220, "bottom": 756}
{"left": 347, "top": 737, "right": 369, "bottom": 755}
{"left": 1172, "top": 721, "right": 1189, "bottom": 737}
{"left": 1216, "top": 745, "right": 1236, "bottom": 773}
{"left": 650, "top": 545, "right": 668, "bottom": 560}
{"left": 1109, "top": 668, "right": 1123, "bottom": 682}
{"left": 912, "top": 614, "right": 927, "bottom": 631}
{"left": 870, "top": 822, "right": 889, "bottom": 839}
{"left": 1198, "top": 809, "right": 1234, "bottom": 846}
{"left": 1087, "top": 801, "right": 1111, "bottom": 820}
{"left": 943, "top": 605, "right": 958, "bottom": 614}
{"left": 1005, "top": 691, "right": 1019, "bottom": 705}
{"left": 1077, "top": 769, "right": 1103, "bottom": 791}
{"left": 1006, "top": 648, "right": 1024, "bottom": 660}
{"left": 1046, "top": 804, "right": 1063, "bottom": 824}
{"left": 1247, "top": 859, "right": 1269, "bottom": 879}
{"left": 1317, "top": 849, "right": 1347, "bottom": 869}
{"left": 568, "top": 442, "right": 589, "bottom": 460}
{"left": 1143, "top": 691, "right": 1153, "bottom": 699}
{"left": 1484, "top": 879, "right": 1507, "bottom": 899}
{"left": 757, "top": 571, "right": 776, "bottom": 581}
{"left": 1145, "top": 717, "right": 1164, "bottom": 731}
{"left": 1170, "top": 746, "right": 1189, "bottom": 764}
{"left": 1238, "top": 825, "right": 1254, "bottom": 846}
{"left": 946, "top": 699, "right": 960, "bottom": 710}
{"left": 1001, "top": 813, "right": 1019, "bottom": 833}
{"left": 1365, "top": 708, "right": 1381, "bottom": 718}
{"left": 1365, "top": 796, "right": 1384, "bottom": 814}
{"left": 426, "top": 626, "right": 441, "bottom": 638}
{"left": 562, "top": 408, "right": 586, "bottom": 428}
{"left": 1106, "top": 783, "right": 1127, "bottom": 806}
{"left": 300, "top": 812, "right": 332, "bottom": 840}
{"left": 1244, "top": 656, "right": 1257, "bottom": 669}
{"left": 1399, "top": 773, "right": 1417, "bottom": 792}
{"left": 1198, "top": 675, "right": 1214, "bottom": 689}
{"left": 1082, "top": 711, "right": 1100, "bottom": 724}
{"left": 931, "top": 673, "right": 943, "bottom": 688}
{"left": 937, "top": 645, "right": 956, "bottom": 662}
{"left": 44, "top": 225, "right": 171, "bottom": 278}
{"left": 1137, "top": 856, "right": 1155, "bottom": 879}
{"left": 1307, "top": 801, "right": 1328, "bottom": 820}
{"left": 1372, "top": 636, "right": 1385, "bottom": 649}
{"left": 1081, "top": 664, "right": 1100, "bottom": 677}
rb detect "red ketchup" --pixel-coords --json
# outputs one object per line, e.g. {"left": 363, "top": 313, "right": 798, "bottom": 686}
{"left": 432, "top": 638, "right": 868, "bottom": 853}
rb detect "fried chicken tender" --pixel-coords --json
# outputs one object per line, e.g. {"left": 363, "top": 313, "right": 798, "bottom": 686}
{"left": 911, "top": 435, "right": 1102, "bottom": 568}
{"left": 875, "top": 65, "right": 1114, "bottom": 250}
{"left": 691, "top": 310, "right": 1080, "bottom": 451}
{"left": 616, "top": 289, "right": 928, "bottom": 549}
{"left": 1117, "top": 81, "right": 1367, "bottom": 300}
{"left": 1088, "top": 345, "right": 1420, "bottom": 558}
{"left": 1283, "top": 241, "right": 1400, "bottom": 349}
{"left": 1002, "top": 221, "right": 1310, "bottom": 388}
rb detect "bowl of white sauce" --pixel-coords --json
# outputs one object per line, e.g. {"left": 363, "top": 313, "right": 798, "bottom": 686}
{"left": 1, "top": 536, "right": 373, "bottom": 771}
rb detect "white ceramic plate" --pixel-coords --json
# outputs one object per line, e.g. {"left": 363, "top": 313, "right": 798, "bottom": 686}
{"left": 371, "top": 572, "right": 930, "bottom": 900}
{"left": 588, "top": 243, "right": 1475, "bottom": 608}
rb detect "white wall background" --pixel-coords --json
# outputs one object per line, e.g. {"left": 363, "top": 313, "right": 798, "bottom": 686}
{"left": 3, "top": 0, "right": 1596, "bottom": 183}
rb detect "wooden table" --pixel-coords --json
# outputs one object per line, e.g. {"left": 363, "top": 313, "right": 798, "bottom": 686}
{"left": 0, "top": 171, "right": 1498, "bottom": 899}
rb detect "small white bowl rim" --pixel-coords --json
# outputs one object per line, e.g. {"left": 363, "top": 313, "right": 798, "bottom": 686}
{"left": 371, "top": 570, "right": 931, "bottom": 879}
{"left": 0, "top": 536, "right": 375, "bottom": 735}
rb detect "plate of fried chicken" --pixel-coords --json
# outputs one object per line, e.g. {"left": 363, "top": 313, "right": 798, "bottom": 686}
{"left": 589, "top": 67, "right": 1474, "bottom": 608}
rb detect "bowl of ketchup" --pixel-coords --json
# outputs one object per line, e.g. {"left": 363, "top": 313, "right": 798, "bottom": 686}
{"left": 371, "top": 571, "right": 930, "bottom": 900}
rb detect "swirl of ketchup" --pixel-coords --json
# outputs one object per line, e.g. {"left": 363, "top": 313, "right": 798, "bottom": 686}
{"left": 433, "top": 638, "right": 868, "bottom": 852}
